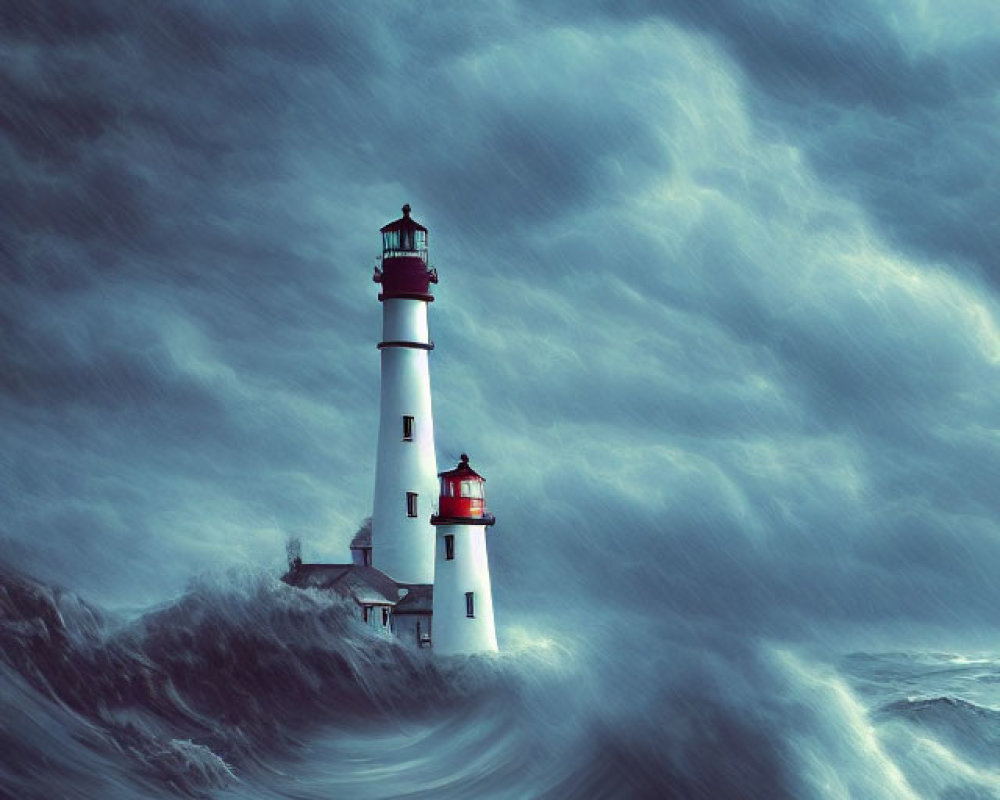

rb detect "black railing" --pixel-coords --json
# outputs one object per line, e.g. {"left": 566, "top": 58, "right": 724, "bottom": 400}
{"left": 430, "top": 512, "right": 496, "bottom": 526}
{"left": 382, "top": 247, "right": 428, "bottom": 262}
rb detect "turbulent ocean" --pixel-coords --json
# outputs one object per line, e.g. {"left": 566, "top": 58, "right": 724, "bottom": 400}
{"left": 1, "top": 566, "right": 997, "bottom": 800}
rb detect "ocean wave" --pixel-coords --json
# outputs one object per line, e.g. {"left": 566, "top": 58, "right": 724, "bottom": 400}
{"left": 2, "top": 566, "right": 810, "bottom": 799}
{"left": 0, "top": 566, "right": 512, "bottom": 798}
{"left": 882, "top": 695, "right": 999, "bottom": 718}
{"left": 878, "top": 696, "right": 1000, "bottom": 765}
{"left": 9, "top": 565, "right": 1000, "bottom": 799}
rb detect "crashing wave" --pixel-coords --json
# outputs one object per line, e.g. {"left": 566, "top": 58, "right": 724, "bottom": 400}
{"left": 0, "top": 566, "right": 510, "bottom": 797}
{"left": 878, "top": 695, "right": 1000, "bottom": 769}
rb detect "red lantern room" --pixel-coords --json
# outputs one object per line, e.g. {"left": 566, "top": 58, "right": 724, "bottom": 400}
{"left": 373, "top": 204, "right": 438, "bottom": 301}
{"left": 432, "top": 454, "right": 496, "bottom": 526}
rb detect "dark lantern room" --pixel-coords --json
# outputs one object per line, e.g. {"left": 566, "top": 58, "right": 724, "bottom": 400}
{"left": 374, "top": 204, "right": 438, "bottom": 300}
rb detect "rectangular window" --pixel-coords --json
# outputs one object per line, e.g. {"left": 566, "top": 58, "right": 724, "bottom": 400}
{"left": 363, "top": 606, "right": 369, "bottom": 624}
{"left": 406, "top": 492, "right": 418, "bottom": 517}
{"left": 465, "top": 591, "right": 475, "bottom": 618}
{"left": 445, "top": 534, "right": 455, "bottom": 561}
{"left": 402, "top": 415, "right": 414, "bottom": 441}
{"left": 382, "top": 607, "right": 389, "bottom": 626}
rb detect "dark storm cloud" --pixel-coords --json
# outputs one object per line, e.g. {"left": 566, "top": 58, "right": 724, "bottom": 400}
{"left": 0, "top": 0, "right": 393, "bottom": 599}
{"left": 588, "top": 0, "right": 1000, "bottom": 279}
{"left": 626, "top": 0, "right": 954, "bottom": 109}
{"left": 3, "top": 0, "right": 1000, "bottom": 648}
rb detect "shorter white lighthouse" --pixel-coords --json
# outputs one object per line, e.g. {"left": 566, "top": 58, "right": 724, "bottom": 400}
{"left": 431, "top": 454, "right": 498, "bottom": 654}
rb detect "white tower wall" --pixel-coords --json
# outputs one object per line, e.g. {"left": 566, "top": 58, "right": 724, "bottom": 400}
{"left": 381, "top": 296, "right": 429, "bottom": 343}
{"left": 371, "top": 298, "right": 437, "bottom": 584}
{"left": 432, "top": 523, "right": 498, "bottom": 654}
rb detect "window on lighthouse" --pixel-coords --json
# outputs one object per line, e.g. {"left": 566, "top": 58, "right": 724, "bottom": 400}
{"left": 460, "top": 481, "right": 483, "bottom": 499}
{"left": 445, "top": 535, "right": 455, "bottom": 560}
{"left": 465, "top": 592, "right": 475, "bottom": 618}
{"left": 406, "top": 492, "right": 418, "bottom": 517}
{"left": 402, "top": 415, "right": 414, "bottom": 441}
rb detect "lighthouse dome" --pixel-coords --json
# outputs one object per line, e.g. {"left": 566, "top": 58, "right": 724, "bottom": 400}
{"left": 380, "top": 203, "right": 428, "bottom": 261}
{"left": 433, "top": 454, "right": 496, "bottom": 525}
{"left": 375, "top": 204, "right": 435, "bottom": 300}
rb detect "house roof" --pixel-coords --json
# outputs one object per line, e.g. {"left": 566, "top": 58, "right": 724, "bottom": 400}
{"left": 283, "top": 563, "right": 432, "bottom": 612}
{"left": 335, "top": 566, "right": 400, "bottom": 605}
{"left": 394, "top": 583, "right": 433, "bottom": 614}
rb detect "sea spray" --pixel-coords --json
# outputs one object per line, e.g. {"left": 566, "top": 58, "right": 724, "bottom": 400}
{"left": 7, "top": 566, "right": 1000, "bottom": 798}
{"left": 0, "top": 566, "right": 521, "bottom": 797}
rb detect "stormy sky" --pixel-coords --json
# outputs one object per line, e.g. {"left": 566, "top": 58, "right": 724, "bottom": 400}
{"left": 3, "top": 0, "right": 999, "bottom": 643}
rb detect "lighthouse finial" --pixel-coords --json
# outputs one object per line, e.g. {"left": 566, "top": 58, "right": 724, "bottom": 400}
{"left": 402, "top": 203, "right": 411, "bottom": 217}
{"left": 460, "top": 453, "right": 469, "bottom": 465}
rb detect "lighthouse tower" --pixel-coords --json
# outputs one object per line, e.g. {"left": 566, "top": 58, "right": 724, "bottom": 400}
{"left": 431, "top": 454, "right": 498, "bottom": 654}
{"left": 371, "top": 205, "right": 439, "bottom": 584}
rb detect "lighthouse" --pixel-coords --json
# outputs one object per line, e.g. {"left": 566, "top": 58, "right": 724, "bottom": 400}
{"left": 370, "top": 205, "right": 439, "bottom": 585}
{"left": 285, "top": 205, "right": 501, "bottom": 653}
{"left": 431, "top": 454, "right": 499, "bottom": 654}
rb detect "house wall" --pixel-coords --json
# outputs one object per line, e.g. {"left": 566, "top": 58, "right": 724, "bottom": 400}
{"left": 361, "top": 604, "right": 394, "bottom": 637}
{"left": 393, "top": 613, "right": 432, "bottom": 647}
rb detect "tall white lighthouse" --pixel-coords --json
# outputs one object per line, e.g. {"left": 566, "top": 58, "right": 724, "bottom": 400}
{"left": 371, "top": 205, "right": 439, "bottom": 585}
{"left": 431, "top": 454, "right": 499, "bottom": 654}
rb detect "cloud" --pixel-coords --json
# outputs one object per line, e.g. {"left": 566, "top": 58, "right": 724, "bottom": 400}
{"left": 2, "top": 0, "right": 999, "bottom": 646}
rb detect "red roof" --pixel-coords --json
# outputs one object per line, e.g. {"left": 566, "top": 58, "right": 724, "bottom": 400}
{"left": 438, "top": 453, "right": 484, "bottom": 481}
